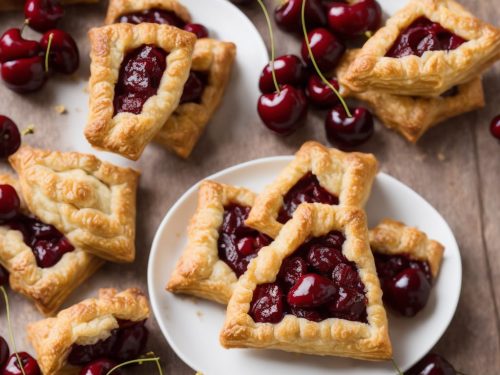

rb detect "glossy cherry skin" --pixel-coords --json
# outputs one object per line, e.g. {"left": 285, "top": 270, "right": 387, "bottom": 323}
{"left": 1, "top": 56, "right": 47, "bottom": 93}
{"left": 0, "top": 116, "right": 21, "bottom": 159}
{"left": 384, "top": 268, "right": 431, "bottom": 317}
{"left": 117, "top": 9, "right": 186, "bottom": 27}
{"left": 259, "top": 55, "right": 306, "bottom": 94}
{"left": 79, "top": 359, "right": 122, "bottom": 375}
{"left": 301, "top": 28, "right": 345, "bottom": 71}
{"left": 113, "top": 323, "right": 149, "bottom": 361}
{"left": 0, "top": 184, "right": 21, "bottom": 220}
{"left": 326, "top": 0, "right": 382, "bottom": 37}
{"left": 24, "top": 0, "right": 64, "bottom": 33}
{"left": 0, "top": 29, "right": 41, "bottom": 64}
{"left": 290, "top": 306, "right": 324, "bottom": 322}
{"left": 490, "top": 114, "right": 500, "bottom": 140}
{"left": 278, "top": 256, "right": 308, "bottom": 288}
{"left": 40, "top": 30, "right": 79, "bottom": 75}
{"left": 275, "top": 0, "right": 326, "bottom": 33}
{"left": 183, "top": 23, "right": 209, "bottom": 39}
{"left": 406, "top": 353, "right": 457, "bottom": 375}
{"left": 257, "top": 84, "right": 308, "bottom": 135}
{"left": 0, "top": 265, "right": 8, "bottom": 287}
{"left": 250, "top": 283, "right": 284, "bottom": 323}
{"left": 326, "top": 286, "right": 367, "bottom": 321}
{"left": 305, "top": 75, "right": 340, "bottom": 108}
{"left": 0, "top": 336, "right": 9, "bottom": 368}
{"left": 307, "top": 245, "right": 345, "bottom": 274}
{"left": 325, "top": 105, "right": 374, "bottom": 147}
{"left": 179, "top": 71, "right": 205, "bottom": 104}
{"left": 2, "top": 352, "right": 40, "bottom": 375}
{"left": 287, "top": 273, "right": 337, "bottom": 308}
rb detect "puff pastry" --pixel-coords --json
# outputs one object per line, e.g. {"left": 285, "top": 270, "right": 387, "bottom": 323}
{"left": 104, "top": 0, "right": 191, "bottom": 25}
{"left": 246, "top": 141, "right": 378, "bottom": 239}
{"left": 343, "top": 0, "right": 500, "bottom": 96}
{"left": 27, "top": 288, "right": 150, "bottom": 375}
{"left": 167, "top": 180, "right": 258, "bottom": 304}
{"left": 0, "top": 174, "right": 104, "bottom": 316}
{"left": 220, "top": 203, "right": 392, "bottom": 360}
{"left": 85, "top": 23, "right": 196, "bottom": 160}
{"left": 337, "top": 50, "right": 485, "bottom": 143}
{"left": 9, "top": 145, "right": 140, "bottom": 263}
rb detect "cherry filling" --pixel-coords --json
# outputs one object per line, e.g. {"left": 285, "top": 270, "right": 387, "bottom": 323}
{"left": 218, "top": 204, "right": 272, "bottom": 277}
{"left": 68, "top": 320, "right": 148, "bottom": 366}
{"left": 179, "top": 71, "right": 207, "bottom": 104}
{"left": 386, "top": 17, "right": 467, "bottom": 58}
{"left": 113, "top": 44, "right": 168, "bottom": 115}
{"left": 277, "top": 172, "right": 339, "bottom": 224}
{"left": 116, "top": 8, "right": 186, "bottom": 28}
{"left": 374, "top": 252, "right": 432, "bottom": 317}
{"left": 249, "top": 231, "right": 368, "bottom": 324}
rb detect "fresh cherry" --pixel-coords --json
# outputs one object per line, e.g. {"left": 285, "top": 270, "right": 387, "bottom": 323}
{"left": 183, "top": 23, "right": 209, "bottom": 39}
{"left": 326, "top": 0, "right": 382, "bottom": 37}
{"left": 305, "top": 75, "right": 340, "bottom": 108}
{"left": 250, "top": 283, "right": 284, "bottom": 323}
{"left": 325, "top": 105, "right": 374, "bottom": 147}
{"left": 274, "top": 0, "right": 326, "bottom": 33}
{"left": 301, "top": 28, "right": 345, "bottom": 71}
{"left": 257, "top": 84, "right": 308, "bottom": 135}
{"left": 179, "top": 71, "right": 206, "bottom": 104}
{"left": 287, "top": 273, "right": 337, "bottom": 307}
{"left": 79, "top": 359, "right": 122, "bottom": 375}
{"left": 1, "top": 56, "right": 47, "bottom": 93}
{"left": 490, "top": 114, "right": 500, "bottom": 140}
{"left": 0, "top": 265, "right": 8, "bottom": 287}
{"left": 0, "top": 336, "right": 9, "bottom": 368}
{"left": 258, "top": 54, "right": 306, "bottom": 94}
{"left": 40, "top": 30, "right": 79, "bottom": 75}
{"left": 0, "top": 184, "right": 21, "bottom": 221}
{"left": 24, "top": 0, "right": 64, "bottom": 33}
{"left": 406, "top": 353, "right": 457, "bottom": 375}
{"left": 112, "top": 323, "right": 149, "bottom": 361}
{"left": 326, "top": 286, "right": 367, "bottom": 321}
{"left": 2, "top": 352, "right": 40, "bottom": 375}
{"left": 0, "top": 116, "right": 21, "bottom": 158}
{"left": 278, "top": 256, "right": 308, "bottom": 288}
{"left": 384, "top": 268, "right": 431, "bottom": 317}
{"left": 0, "top": 29, "right": 41, "bottom": 64}
{"left": 32, "top": 237, "right": 74, "bottom": 268}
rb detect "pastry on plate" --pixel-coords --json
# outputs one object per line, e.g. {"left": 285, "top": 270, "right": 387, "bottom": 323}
{"left": 220, "top": 203, "right": 392, "bottom": 360}
{"left": 245, "top": 141, "right": 378, "bottom": 239}
{"left": 9, "top": 145, "right": 140, "bottom": 263}
{"left": 85, "top": 23, "right": 196, "bottom": 160}
{"left": 28, "top": 288, "right": 150, "bottom": 375}
{"left": 0, "top": 175, "right": 103, "bottom": 315}
{"left": 343, "top": 0, "right": 500, "bottom": 96}
{"left": 167, "top": 181, "right": 271, "bottom": 304}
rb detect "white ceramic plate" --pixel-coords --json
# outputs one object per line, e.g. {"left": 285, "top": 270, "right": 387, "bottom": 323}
{"left": 148, "top": 156, "right": 462, "bottom": 375}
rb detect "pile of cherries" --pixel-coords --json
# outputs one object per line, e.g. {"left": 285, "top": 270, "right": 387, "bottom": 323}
{"left": 0, "top": 0, "right": 79, "bottom": 93}
{"left": 0, "top": 337, "right": 40, "bottom": 375}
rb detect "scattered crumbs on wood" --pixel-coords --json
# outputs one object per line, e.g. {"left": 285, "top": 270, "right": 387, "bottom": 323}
{"left": 54, "top": 105, "right": 67, "bottom": 114}
{"left": 437, "top": 152, "right": 446, "bottom": 161}
{"left": 196, "top": 310, "right": 203, "bottom": 318}
{"left": 22, "top": 124, "right": 35, "bottom": 136}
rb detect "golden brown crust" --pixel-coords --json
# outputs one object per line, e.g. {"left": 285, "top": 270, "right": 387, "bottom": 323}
{"left": 27, "top": 288, "right": 150, "bottom": 375}
{"left": 220, "top": 204, "right": 392, "bottom": 360}
{"left": 246, "top": 141, "right": 378, "bottom": 238}
{"left": 85, "top": 23, "right": 196, "bottom": 160}
{"left": 9, "top": 145, "right": 140, "bottom": 263}
{"left": 0, "top": 0, "right": 98, "bottom": 12}
{"left": 0, "top": 174, "right": 104, "bottom": 316}
{"left": 104, "top": 0, "right": 191, "bottom": 25}
{"left": 343, "top": 0, "right": 500, "bottom": 96}
{"left": 166, "top": 180, "right": 255, "bottom": 304}
{"left": 337, "top": 50, "right": 485, "bottom": 143}
{"left": 369, "top": 219, "right": 444, "bottom": 279}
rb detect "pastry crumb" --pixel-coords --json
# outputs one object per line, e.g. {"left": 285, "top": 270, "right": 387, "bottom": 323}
{"left": 54, "top": 105, "right": 67, "bottom": 114}
{"left": 22, "top": 124, "right": 35, "bottom": 135}
{"left": 196, "top": 311, "right": 203, "bottom": 318}
{"left": 437, "top": 152, "right": 446, "bottom": 161}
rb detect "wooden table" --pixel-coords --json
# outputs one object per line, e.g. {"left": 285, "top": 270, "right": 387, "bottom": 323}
{"left": 0, "top": 1, "right": 499, "bottom": 373}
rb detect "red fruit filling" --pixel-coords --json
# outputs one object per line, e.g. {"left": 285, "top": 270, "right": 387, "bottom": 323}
{"left": 116, "top": 8, "right": 186, "bottom": 28}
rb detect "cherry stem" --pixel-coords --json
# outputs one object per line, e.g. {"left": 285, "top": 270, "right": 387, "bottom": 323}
{"left": 391, "top": 358, "right": 404, "bottom": 375}
{"left": 256, "top": 0, "right": 280, "bottom": 94}
{"left": 0, "top": 286, "right": 27, "bottom": 375}
{"left": 106, "top": 354, "right": 163, "bottom": 375}
{"left": 44, "top": 33, "right": 54, "bottom": 73}
{"left": 21, "top": 19, "right": 29, "bottom": 35}
{"left": 300, "top": 0, "right": 352, "bottom": 117}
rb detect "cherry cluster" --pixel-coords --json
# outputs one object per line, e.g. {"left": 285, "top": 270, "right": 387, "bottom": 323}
{"left": 0, "top": 339, "right": 40, "bottom": 375}
{"left": 0, "top": 0, "right": 79, "bottom": 94}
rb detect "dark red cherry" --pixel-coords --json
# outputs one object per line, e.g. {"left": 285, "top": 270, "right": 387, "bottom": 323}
{"left": 274, "top": 0, "right": 326, "bottom": 33}
{"left": 24, "top": 0, "right": 64, "bottom": 33}
{"left": 258, "top": 54, "right": 306, "bottom": 94}
{"left": 0, "top": 184, "right": 21, "bottom": 221}
{"left": 0, "top": 265, "right": 8, "bottom": 287}
{"left": 32, "top": 237, "right": 74, "bottom": 268}
{"left": 1, "top": 56, "right": 47, "bottom": 93}
{"left": 325, "top": 105, "right": 374, "bottom": 147}
{"left": 307, "top": 245, "right": 345, "bottom": 274}
{"left": 326, "top": 0, "right": 382, "bottom": 37}
{"left": 384, "top": 268, "right": 431, "bottom": 317}
{"left": 257, "top": 84, "right": 308, "bottom": 135}
{"left": 278, "top": 256, "right": 308, "bottom": 288}
{"left": 490, "top": 114, "right": 500, "bottom": 140}
{"left": 0, "top": 116, "right": 21, "bottom": 158}
{"left": 332, "top": 263, "right": 362, "bottom": 290}
{"left": 326, "top": 286, "right": 367, "bottom": 321}
{"left": 68, "top": 330, "right": 119, "bottom": 365}
{"left": 250, "top": 283, "right": 284, "bottom": 323}
{"left": 112, "top": 323, "right": 149, "bottom": 361}
{"left": 183, "top": 23, "right": 209, "bottom": 39}
{"left": 405, "top": 353, "right": 457, "bottom": 375}
{"left": 305, "top": 75, "right": 340, "bottom": 108}
{"left": 79, "top": 358, "right": 122, "bottom": 375}
{"left": 0, "top": 29, "right": 41, "bottom": 64}
{"left": 179, "top": 71, "right": 205, "bottom": 104}
{"left": 0, "top": 336, "right": 9, "bottom": 368}
{"left": 287, "top": 273, "right": 336, "bottom": 307}
{"left": 290, "top": 306, "right": 323, "bottom": 322}
{"left": 40, "top": 30, "right": 79, "bottom": 75}
{"left": 117, "top": 9, "right": 186, "bottom": 27}
{"left": 301, "top": 28, "right": 345, "bottom": 71}
{"left": 2, "top": 352, "right": 40, "bottom": 375}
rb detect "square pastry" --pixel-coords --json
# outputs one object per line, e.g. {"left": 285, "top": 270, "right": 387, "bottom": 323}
{"left": 9, "top": 145, "right": 140, "bottom": 263}
{"left": 337, "top": 50, "right": 485, "bottom": 143}
{"left": 343, "top": 0, "right": 500, "bottom": 96}
{"left": 167, "top": 181, "right": 272, "bottom": 304}
{"left": 220, "top": 203, "right": 392, "bottom": 360}
{"left": 85, "top": 22, "right": 196, "bottom": 160}
{"left": 27, "top": 288, "right": 150, "bottom": 374}
{"left": 0, "top": 174, "right": 103, "bottom": 316}
{"left": 245, "top": 141, "right": 378, "bottom": 239}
